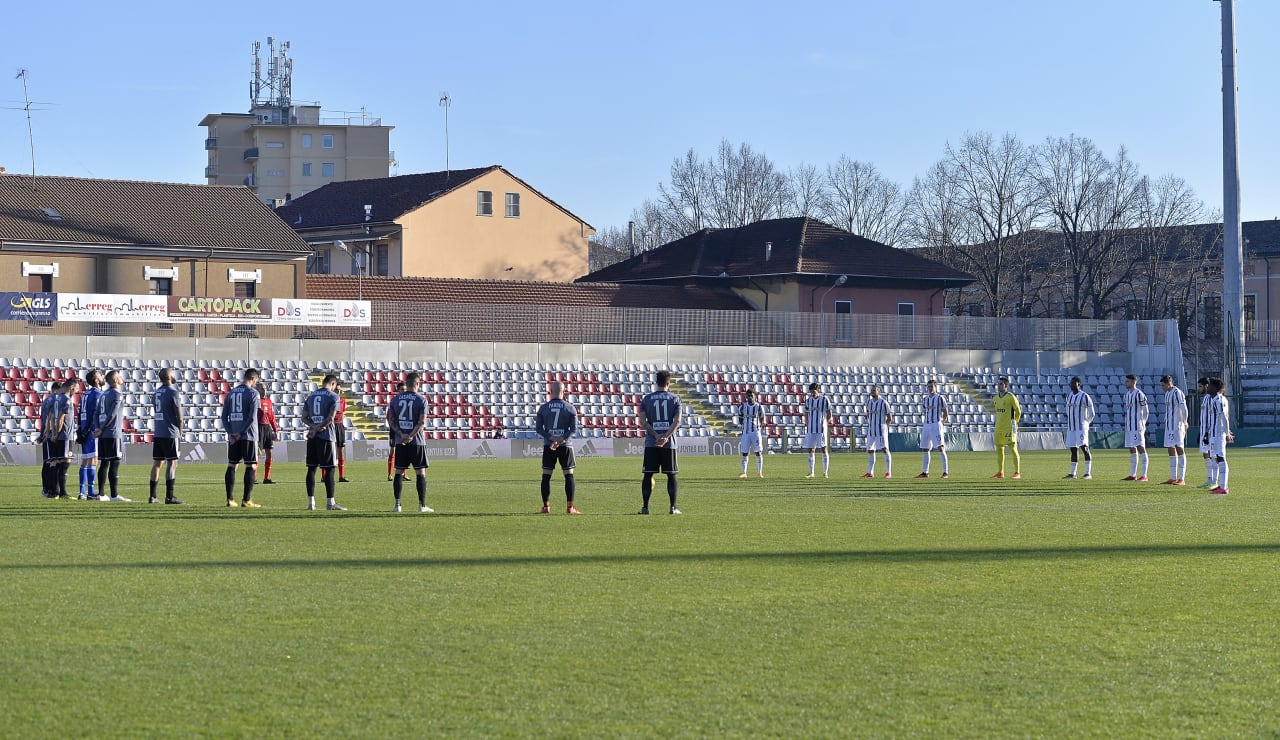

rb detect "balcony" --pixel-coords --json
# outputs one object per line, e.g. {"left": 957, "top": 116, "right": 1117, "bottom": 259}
{"left": 243, "top": 174, "right": 256, "bottom": 187}
{"left": 243, "top": 147, "right": 259, "bottom": 161}
{"left": 204, "top": 166, "right": 218, "bottom": 178}
{"left": 204, "top": 137, "right": 218, "bottom": 149}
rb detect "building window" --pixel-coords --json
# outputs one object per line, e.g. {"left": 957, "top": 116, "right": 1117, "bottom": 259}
{"left": 302, "top": 133, "right": 313, "bottom": 149}
{"left": 26, "top": 274, "right": 53, "bottom": 327}
{"left": 266, "top": 169, "right": 284, "bottom": 177}
{"left": 1203, "top": 295, "right": 1222, "bottom": 340}
{"left": 307, "top": 250, "right": 330, "bottom": 275}
{"left": 322, "top": 134, "right": 334, "bottom": 149}
{"left": 302, "top": 162, "right": 312, "bottom": 177}
{"left": 232, "top": 280, "right": 258, "bottom": 336}
{"left": 1245, "top": 293, "right": 1257, "bottom": 341}
{"left": 834, "top": 300, "right": 853, "bottom": 344}
{"left": 505, "top": 192, "right": 521, "bottom": 218}
{"left": 897, "top": 302, "right": 916, "bottom": 344}
{"left": 150, "top": 278, "right": 174, "bottom": 330}
{"left": 477, "top": 190, "right": 493, "bottom": 216}
{"left": 374, "top": 244, "right": 389, "bottom": 277}
{"left": 265, "top": 141, "right": 284, "bottom": 149}
{"left": 322, "top": 162, "right": 335, "bottom": 177}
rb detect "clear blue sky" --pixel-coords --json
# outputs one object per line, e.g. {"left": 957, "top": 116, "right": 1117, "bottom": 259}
{"left": 3, "top": 0, "right": 1276, "bottom": 232}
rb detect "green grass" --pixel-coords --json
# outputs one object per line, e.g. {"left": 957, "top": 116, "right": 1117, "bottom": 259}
{"left": 1, "top": 449, "right": 1278, "bottom": 736}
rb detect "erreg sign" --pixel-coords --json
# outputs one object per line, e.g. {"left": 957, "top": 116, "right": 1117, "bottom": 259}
{"left": 57, "top": 293, "right": 168, "bottom": 323}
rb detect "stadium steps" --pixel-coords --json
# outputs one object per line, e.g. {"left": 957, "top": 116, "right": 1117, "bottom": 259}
{"left": 308, "top": 372, "right": 390, "bottom": 440}
{"left": 951, "top": 375, "right": 995, "bottom": 413}
{"left": 670, "top": 376, "right": 731, "bottom": 435}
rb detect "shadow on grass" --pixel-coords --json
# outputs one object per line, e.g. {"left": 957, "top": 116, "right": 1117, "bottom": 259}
{"left": 3, "top": 542, "right": 1278, "bottom": 571}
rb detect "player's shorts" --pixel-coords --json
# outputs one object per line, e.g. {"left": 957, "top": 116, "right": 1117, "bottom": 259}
{"left": 918, "top": 422, "right": 945, "bottom": 450}
{"left": 994, "top": 429, "right": 1018, "bottom": 448}
{"left": 44, "top": 440, "right": 68, "bottom": 461}
{"left": 98, "top": 437, "right": 122, "bottom": 462}
{"left": 1065, "top": 427, "right": 1091, "bottom": 449}
{"left": 802, "top": 431, "right": 828, "bottom": 450}
{"left": 1124, "top": 429, "right": 1147, "bottom": 449}
{"left": 542, "top": 444, "right": 576, "bottom": 473}
{"left": 152, "top": 438, "right": 179, "bottom": 461}
{"left": 394, "top": 442, "right": 430, "bottom": 471}
{"left": 739, "top": 431, "right": 763, "bottom": 455}
{"left": 306, "top": 438, "right": 337, "bottom": 469}
{"left": 866, "top": 426, "right": 889, "bottom": 451}
{"left": 1163, "top": 423, "right": 1187, "bottom": 449}
{"left": 642, "top": 445, "right": 679, "bottom": 474}
{"left": 1208, "top": 434, "right": 1228, "bottom": 458}
{"left": 80, "top": 436, "right": 98, "bottom": 459}
{"left": 258, "top": 424, "right": 275, "bottom": 451}
{"left": 334, "top": 431, "right": 346, "bottom": 449}
{"left": 227, "top": 439, "right": 258, "bottom": 465}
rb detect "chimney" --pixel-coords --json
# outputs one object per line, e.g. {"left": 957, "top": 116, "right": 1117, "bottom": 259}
{"left": 765, "top": 241, "right": 772, "bottom": 262}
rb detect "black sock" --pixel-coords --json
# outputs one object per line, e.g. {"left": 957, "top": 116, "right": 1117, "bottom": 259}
{"left": 393, "top": 474, "right": 402, "bottom": 502}
{"left": 150, "top": 478, "right": 158, "bottom": 499}
{"left": 225, "top": 466, "right": 236, "bottom": 500}
{"left": 416, "top": 474, "right": 427, "bottom": 507}
{"left": 243, "top": 467, "right": 256, "bottom": 501}
{"left": 667, "top": 475, "right": 678, "bottom": 509}
{"left": 107, "top": 460, "right": 120, "bottom": 497}
{"left": 540, "top": 474, "right": 552, "bottom": 504}
{"left": 42, "top": 464, "right": 53, "bottom": 495}
{"left": 564, "top": 473, "right": 575, "bottom": 503}
{"left": 325, "top": 470, "right": 336, "bottom": 499}
{"left": 57, "top": 463, "right": 69, "bottom": 497}
{"left": 642, "top": 473, "right": 654, "bottom": 507}
{"left": 306, "top": 468, "right": 316, "bottom": 498}
{"left": 166, "top": 478, "right": 176, "bottom": 500}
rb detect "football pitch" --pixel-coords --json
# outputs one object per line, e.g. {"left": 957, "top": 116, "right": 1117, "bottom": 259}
{"left": 1, "top": 449, "right": 1277, "bottom": 736}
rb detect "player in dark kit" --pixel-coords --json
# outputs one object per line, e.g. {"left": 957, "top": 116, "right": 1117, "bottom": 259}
{"left": 150, "top": 368, "right": 184, "bottom": 504}
{"left": 221, "top": 369, "right": 262, "bottom": 508}
{"left": 637, "top": 369, "right": 683, "bottom": 515}
{"left": 40, "top": 380, "right": 71, "bottom": 498}
{"left": 387, "top": 373, "right": 432, "bottom": 513}
{"left": 94, "top": 370, "right": 129, "bottom": 502}
{"left": 535, "top": 380, "right": 579, "bottom": 514}
{"left": 302, "top": 374, "right": 346, "bottom": 511}
{"left": 387, "top": 381, "right": 406, "bottom": 481}
{"left": 77, "top": 369, "right": 104, "bottom": 500}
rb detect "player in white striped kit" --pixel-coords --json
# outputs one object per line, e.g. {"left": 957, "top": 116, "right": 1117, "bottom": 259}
{"left": 1195, "top": 377, "right": 1215, "bottom": 488}
{"left": 915, "top": 379, "right": 948, "bottom": 479}
{"left": 1063, "top": 376, "right": 1095, "bottom": 479}
{"left": 1202, "top": 377, "right": 1233, "bottom": 494}
{"left": 1158, "top": 375, "right": 1188, "bottom": 485}
{"left": 862, "top": 385, "right": 894, "bottom": 478}
{"left": 802, "top": 382, "right": 832, "bottom": 479}
{"left": 1121, "top": 374, "right": 1150, "bottom": 481}
{"left": 736, "top": 389, "right": 765, "bottom": 479}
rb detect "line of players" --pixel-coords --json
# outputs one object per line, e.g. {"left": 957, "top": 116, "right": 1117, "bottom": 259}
{"left": 37, "top": 366, "right": 689, "bottom": 515}
{"left": 734, "top": 374, "right": 1234, "bottom": 493}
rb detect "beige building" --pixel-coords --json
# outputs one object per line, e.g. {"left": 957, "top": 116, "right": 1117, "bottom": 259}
{"left": 200, "top": 105, "right": 393, "bottom": 207}
{"left": 0, "top": 174, "right": 311, "bottom": 338}
{"left": 276, "top": 166, "right": 594, "bottom": 282}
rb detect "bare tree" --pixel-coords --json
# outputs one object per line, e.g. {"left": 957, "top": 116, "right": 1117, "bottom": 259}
{"left": 1131, "top": 174, "right": 1210, "bottom": 320}
{"left": 787, "top": 163, "right": 827, "bottom": 220}
{"left": 655, "top": 148, "right": 713, "bottom": 235}
{"left": 908, "top": 132, "right": 1042, "bottom": 317}
{"left": 823, "top": 156, "right": 908, "bottom": 245}
{"left": 707, "top": 140, "right": 790, "bottom": 227}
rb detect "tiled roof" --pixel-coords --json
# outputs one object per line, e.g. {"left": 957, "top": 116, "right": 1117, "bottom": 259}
{"left": 306, "top": 275, "right": 754, "bottom": 311}
{"left": 0, "top": 174, "right": 310, "bottom": 255}
{"left": 276, "top": 166, "right": 592, "bottom": 231}
{"left": 579, "top": 217, "right": 974, "bottom": 286}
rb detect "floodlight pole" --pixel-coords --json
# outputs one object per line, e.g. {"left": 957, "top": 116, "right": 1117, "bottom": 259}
{"left": 1217, "top": 0, "right": 1244, "bottom": 423}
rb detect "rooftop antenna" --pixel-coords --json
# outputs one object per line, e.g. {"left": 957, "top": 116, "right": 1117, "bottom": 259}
{"left": 439, "top": 91, "right": 452, "bottom": 177}
{"left": 15, "top": 69, "right": 36, "bottom": 179}
{"left": 250, "top": 38, "right": 293, "bottom": 113}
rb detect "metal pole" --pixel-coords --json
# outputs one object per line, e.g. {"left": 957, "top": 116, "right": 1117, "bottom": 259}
{"left": 1219, "top": 0, "right": 1244, "bottom": 424}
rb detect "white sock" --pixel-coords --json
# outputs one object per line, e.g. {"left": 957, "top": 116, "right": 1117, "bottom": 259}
{"left": 1219, "top": 460, "right": 1229, "bottom": 489}
{"left": 883, "top": 451, "right": 891, "bottom": 475}
{"left": 1085, "top": 458, "right": 1092, "bottom": 475}
{"left": 822, "top": 453, "right": 830, "bottom": 475}
{"left": 1140, "top": 453, "right": 1149, "bottom": 477}
{"left": 1170, "top": 456, "right": 1178, "bottom": 480}
{"left": 1130, "top": 453, "right": 1138, "bottom": 477}
{"left": 1177, "top": 454, "right": 1186, "bottom": 480}
{"left": 757, "top": 456, "right": 764, "bottom": 474}
{"left": 327, "top": 497, "right": 336, "bottom": 505}
{"left": 922, "top": 450, "right": 931, "bottom": 474}
{"left": 808, "top": 453, "right": 815, "bottom": 475}
{"left": 741, "top": 457, "right": 748, "bottom": 474}
{"left": 1070, "top": 460, "right": 1078, "bottom": 476}
{"left": 1205, "top": 457, "right": 1214, "bottom": 483}
{"left": 867, "top": 452, "right": 876, "bottom": 475}
{"left": 939, "top": 450, "right": 948, "bottom": 474}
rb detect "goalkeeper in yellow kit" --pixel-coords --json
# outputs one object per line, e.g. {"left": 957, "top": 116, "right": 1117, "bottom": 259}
{"left": 992, "top": 376, "right": 1022, "bottom": 479}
